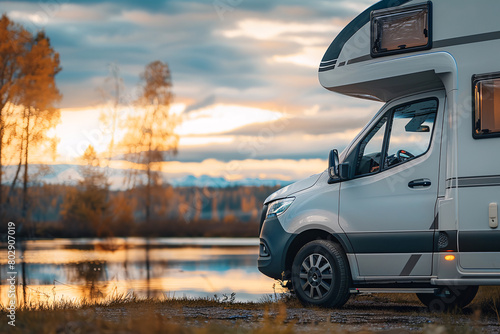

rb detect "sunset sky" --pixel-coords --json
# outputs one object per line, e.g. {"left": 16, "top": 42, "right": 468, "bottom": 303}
{"left": 3, "top": 0, "right": 382, "bottom": 182}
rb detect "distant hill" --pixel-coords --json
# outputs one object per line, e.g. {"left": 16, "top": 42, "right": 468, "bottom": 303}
{"left": 168, "top": 174, "right": 291, "bottom": 188}
{"left": 1, "top": 164, "right": 293, "bottom": 190}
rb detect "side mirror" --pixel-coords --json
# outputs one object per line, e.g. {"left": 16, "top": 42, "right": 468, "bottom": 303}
{"left": 416, "top": 125, "right": 430, "bottom": 132}
{"left": 328, "top": 149, "right": 339, "bottom": 179}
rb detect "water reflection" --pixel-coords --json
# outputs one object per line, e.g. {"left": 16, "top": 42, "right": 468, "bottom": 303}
{"left": 0, "top": 238, "right": 282, "bottom": 307}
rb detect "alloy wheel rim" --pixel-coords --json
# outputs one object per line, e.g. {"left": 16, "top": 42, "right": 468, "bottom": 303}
{"left": 299, "top": 253, "right": 334, "bottom": 299}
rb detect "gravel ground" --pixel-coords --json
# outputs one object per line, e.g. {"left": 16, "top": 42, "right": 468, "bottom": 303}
{"left": 92, "top": 295, "right": 500, "bottom": 333}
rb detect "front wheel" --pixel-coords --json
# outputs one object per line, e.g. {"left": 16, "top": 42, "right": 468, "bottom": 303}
{"left": 416, "top": 286, "right": 478, "bottom": 312}
{"left": 291, "top": 240, "right": 351, "bottom": 308}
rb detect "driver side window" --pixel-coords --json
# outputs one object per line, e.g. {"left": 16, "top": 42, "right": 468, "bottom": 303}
{"left": 355, "top": 116, "right": 388, "bottom": 176}
{"left": 354, "top": 98, "right": 438, "bottom": 177}
{"left": 385, "top": 99, "right": 437, "bottom": 168}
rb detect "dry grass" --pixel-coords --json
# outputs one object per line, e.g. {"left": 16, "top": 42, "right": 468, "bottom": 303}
{"left": 1, "top": 287, "right": 500, "bottom": 333}
{"left": 2, "top": 293, "right": 260, "bottom": 312}
{"left": 0, "top": 299, "right": 450, "bottom": 334}
{"left": 0, "top": 296, "right": 327, "bottom": 334}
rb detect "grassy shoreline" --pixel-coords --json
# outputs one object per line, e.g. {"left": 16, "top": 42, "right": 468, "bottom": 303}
{"left": 2, "top": 289, "right": 500, "bottom": 333}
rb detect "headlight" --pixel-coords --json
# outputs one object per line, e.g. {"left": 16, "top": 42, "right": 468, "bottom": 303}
{"left": 266, "top": 198, "right": 295, "bottom": 219}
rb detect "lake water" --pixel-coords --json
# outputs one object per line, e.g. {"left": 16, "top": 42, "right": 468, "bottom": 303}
{"left": 0, "top": 238, "right": 283, "bottom": 306}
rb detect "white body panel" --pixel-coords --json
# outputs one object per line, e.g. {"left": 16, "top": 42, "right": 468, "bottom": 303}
{"left": 260, "top": 0, "right": 500, "bottom": 288}
{"left": 315, "top": 0, "right": 500, "bottom": 283}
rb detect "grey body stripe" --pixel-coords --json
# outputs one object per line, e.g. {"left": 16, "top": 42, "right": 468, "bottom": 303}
{"left": 446, "top": 175, "right": 500, "bottom": 189}
{"left": 318, "top": 64, "right": 335, "bottom": 72}
{"left": 320, "top": 59, "right": 337, "bottom": 65}
{"left": 348, "top": 54, "right": 372, "bottom": 65}
{"left": 319, "top": 59, "right": 337, "bottom": 72}
{"left": 400, "top": 254, "right": 422, "bottom": 276}
{"left": 433, "top": 31, "right": 500, "bottom": 48}
{"left": 321, "top": 31, "right": 500, "bottom": 72}
{"left": 319, "top": 62, "right": 336, "bottom": 68}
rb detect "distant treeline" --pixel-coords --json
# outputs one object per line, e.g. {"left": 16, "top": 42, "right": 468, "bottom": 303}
{"left": 2, "top": 184, "right": 281, "bottom": 238}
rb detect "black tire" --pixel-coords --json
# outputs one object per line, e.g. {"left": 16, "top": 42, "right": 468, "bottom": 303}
{"left": 291, "top": 240, "right": 351, "bottom": 308}
{"left": 416, "top": 286, "right": 478, "bottom": 312}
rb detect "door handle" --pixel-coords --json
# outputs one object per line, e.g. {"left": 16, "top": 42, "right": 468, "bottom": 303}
{"left": 408, "top": 178, "right": 431, "bottom": 188}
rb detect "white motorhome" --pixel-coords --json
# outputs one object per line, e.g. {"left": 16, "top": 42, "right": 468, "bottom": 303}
{"left": 258, "top": 0, "right": 500, "bottom": 311}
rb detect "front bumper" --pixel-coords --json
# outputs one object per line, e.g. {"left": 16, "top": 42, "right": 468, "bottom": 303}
{"left": 258, "top": 215, "right": 294, "bottom": 280}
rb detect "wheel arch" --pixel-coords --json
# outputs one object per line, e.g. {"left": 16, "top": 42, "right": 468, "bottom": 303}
{"left": 283, "top": 229, "right": 353, "bottom": 280}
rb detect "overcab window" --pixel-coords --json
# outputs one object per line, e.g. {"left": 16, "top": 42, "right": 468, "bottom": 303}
{"left": 371, "top": 2, "right": 432, "bottom": 57}
{"left": 473, "top": 73, "right": 500, "bottom": 138}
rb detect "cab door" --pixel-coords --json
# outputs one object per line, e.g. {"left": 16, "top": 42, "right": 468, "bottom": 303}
{"left": 339, "top": 91, "right": 445, "bottom": 278}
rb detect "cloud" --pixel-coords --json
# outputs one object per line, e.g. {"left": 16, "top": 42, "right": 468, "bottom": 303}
{"left": 220, "top": 19, "right": 335, "bottom": 40}
{"left": 183, "top": 95, "right": 217, "bottom": 114}
{"left": 177, "top": 104, "right": 283, "bottom": 136}
{"left": 3, "top": 0, "right": 384, "bottom": 179}
{"left": 173, "top": 129, "right": 362, "bottom": 163}
{"left": 4, "top": 0, "right": 377, "bottom": 109}
{"left": 271, "top": 46, "right": 326, "bottom": 68}
{"left": 221, "top": 113, "right": 369, "bottom": 136}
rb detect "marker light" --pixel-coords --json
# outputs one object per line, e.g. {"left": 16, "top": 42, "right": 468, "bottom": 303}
{"left": 444, "top": 255, "right": 455, "bottom": 261}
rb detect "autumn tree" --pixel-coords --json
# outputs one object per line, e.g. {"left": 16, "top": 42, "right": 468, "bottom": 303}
{"left": 99, "top": 63, "right": 124, "bottom": 168}
{"left": 0, "top": 14, "right": 31, "bottom": 216}
{"left": 61, "top": 145, "right": 110, "bottom": 237}
{"left": 0, "top": 15, "right": 61, "bottom": 223}
{"left": 18, "top": 31, "right": 61, "bottom": 219}
{"left": 107, "top": 191, "right": 135, "bottom": 236}
{"left": 120, "top": 61, "right": 180, "bottom": 223}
